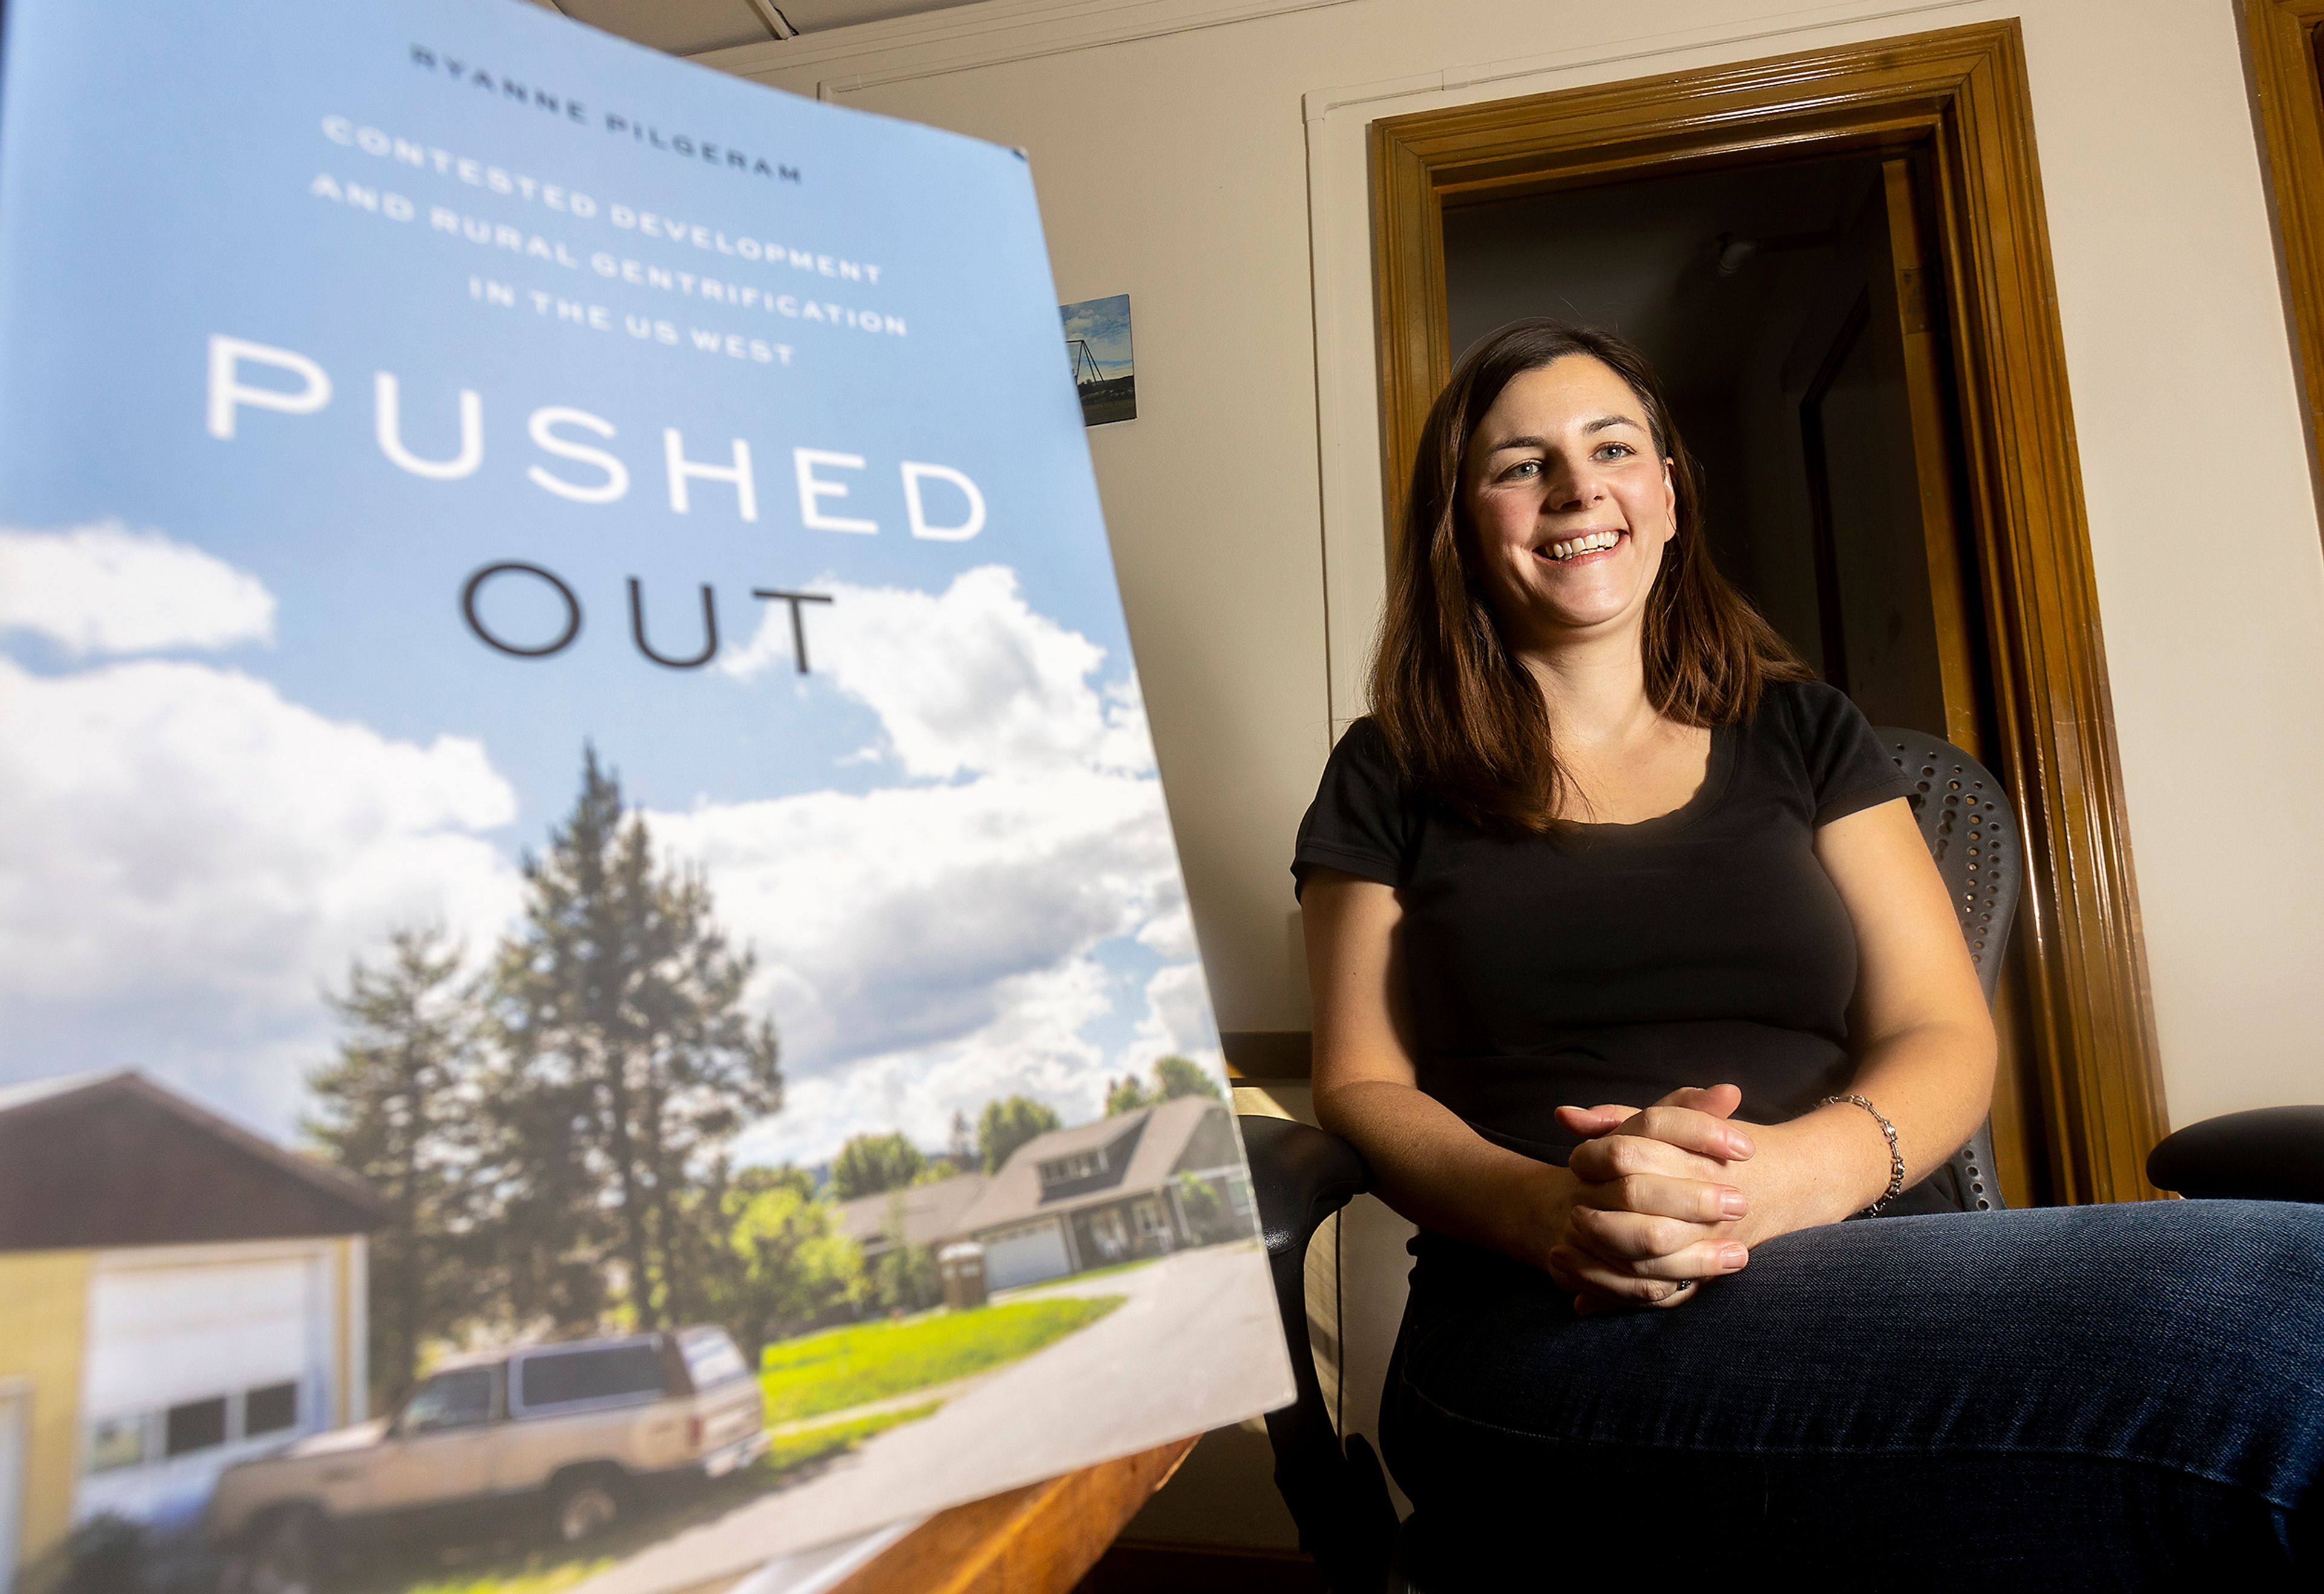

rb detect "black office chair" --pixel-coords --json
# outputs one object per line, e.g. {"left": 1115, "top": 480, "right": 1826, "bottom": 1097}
{"left": 1241, "top": 727, "right": 2023, "bottom": 1592}
{"left": 1884, "top": 734, "right": 2324, "bottom": 1210}
{"left": 1881, "top": 727, "right": 2018, "bottom": 1205}
{"left": 2148, "top": 1109, "right": 2324, "bottom": 1201}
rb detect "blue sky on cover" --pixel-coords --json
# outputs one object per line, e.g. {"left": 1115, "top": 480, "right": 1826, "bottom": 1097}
{"left": 0, "top": 0, "right": 1213, "bottom": 1158}
{"left": 0, "top": 0, "right": 1125, "bottom": 812}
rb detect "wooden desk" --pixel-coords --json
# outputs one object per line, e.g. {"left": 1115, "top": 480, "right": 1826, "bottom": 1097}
{"left": 828, "top": 1436, "right": 1198, "bottom": 1594}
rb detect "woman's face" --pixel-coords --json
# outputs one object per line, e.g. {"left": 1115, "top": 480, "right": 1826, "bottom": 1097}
{"left": 1460, "top": 354, "right": 1678, "bottom": 651}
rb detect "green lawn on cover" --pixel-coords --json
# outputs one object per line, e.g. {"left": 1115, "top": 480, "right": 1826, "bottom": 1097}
{"left": 759, "top": 1295, "right": 1126, "bottom": 1425}
{"left": 764, "top": 1400, "right": 941, "bottom": 1471}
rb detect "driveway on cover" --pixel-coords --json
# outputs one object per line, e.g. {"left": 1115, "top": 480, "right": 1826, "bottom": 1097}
{"left": 571, "top": 1240, "right": 1285, "bottom": 1594}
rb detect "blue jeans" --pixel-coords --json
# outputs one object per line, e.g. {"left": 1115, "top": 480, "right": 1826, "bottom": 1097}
{"left": 1380, "top": 1200, "right": 2324, "bottom": 1586}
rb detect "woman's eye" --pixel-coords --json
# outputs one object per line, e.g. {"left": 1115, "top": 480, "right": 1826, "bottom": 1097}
{"left": 1502, "top": 460, "right": 1540, "bottom": 480}
{"left": 1596, "top": 442, "right": 1635, "bottom": 460}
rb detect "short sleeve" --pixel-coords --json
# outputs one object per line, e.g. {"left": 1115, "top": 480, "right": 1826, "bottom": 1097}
{"left": 1779, "top": 681, "right": 1919, "bottom": 827}
{"left": 1292, "top": 718, "right": 1422, "bottom": 897}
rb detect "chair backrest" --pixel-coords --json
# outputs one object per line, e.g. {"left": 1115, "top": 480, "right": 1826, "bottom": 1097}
{"left": 1877, "top": 727, "right": 2021, "bottom": 1004}
{"left": 1876, "top": 726, "right": 2024, "bottom": 1211}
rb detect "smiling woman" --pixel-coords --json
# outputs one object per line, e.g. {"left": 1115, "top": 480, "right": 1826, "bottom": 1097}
{"left": 1294, "top": 318, "right": 2324, "bottom": 1578}
{"left": 1371, "top": 321, "right": 1810, "bottom": 834}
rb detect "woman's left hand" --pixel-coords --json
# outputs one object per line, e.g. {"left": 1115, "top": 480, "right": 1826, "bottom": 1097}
{"left": 1549, "top": 1084, "right": 1760, "bottom": 1311}
{"left": 1558, "top": 1090, "right": 1884, "bottom": 1279}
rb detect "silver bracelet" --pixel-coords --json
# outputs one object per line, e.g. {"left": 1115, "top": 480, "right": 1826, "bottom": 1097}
{"left": 1819, "top": 1093, "right": 1905, "bottom": 1216}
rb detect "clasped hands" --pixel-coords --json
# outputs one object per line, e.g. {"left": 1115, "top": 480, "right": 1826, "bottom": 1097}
{"left": 1540, "top": 1081, "right": 1770, "bottom": 1315}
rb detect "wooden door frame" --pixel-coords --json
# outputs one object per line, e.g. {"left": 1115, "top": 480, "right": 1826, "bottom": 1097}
{"left": 1367, "top": 20, "right": 2167, "bottom": 1204}
{"left": 2244, "top": 0, "right": 2324, "bottom": 528}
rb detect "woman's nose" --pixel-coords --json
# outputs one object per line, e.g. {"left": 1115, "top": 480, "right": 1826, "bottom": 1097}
{"left": 1539, "top": 457, "right": 1604, "bottom": 511}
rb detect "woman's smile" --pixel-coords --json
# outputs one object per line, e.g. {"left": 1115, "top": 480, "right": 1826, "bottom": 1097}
{"left": 1534, "top": 527, "right": 1629, "bottom": 566}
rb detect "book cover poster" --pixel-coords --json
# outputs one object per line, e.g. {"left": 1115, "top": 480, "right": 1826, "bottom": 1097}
{"left": 0, "top": 1, "right": 1293, "bottom": 1589}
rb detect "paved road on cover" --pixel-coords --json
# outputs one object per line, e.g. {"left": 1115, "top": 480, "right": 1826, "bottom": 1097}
{"left": 571, "top": 1240, "right": 1287, "bottom": 1594}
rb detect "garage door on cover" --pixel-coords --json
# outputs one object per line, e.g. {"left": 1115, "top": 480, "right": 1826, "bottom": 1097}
{"left": 979, "top": 1219, "right": 1072, "bottom": 1290}
{"left": 78, "top": 1251, "right": 332, "bottom": 1527}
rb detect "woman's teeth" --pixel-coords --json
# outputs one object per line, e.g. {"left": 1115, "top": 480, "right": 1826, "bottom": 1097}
{"left": 1546, "top": 531, "right": 1620, "bottom": 560}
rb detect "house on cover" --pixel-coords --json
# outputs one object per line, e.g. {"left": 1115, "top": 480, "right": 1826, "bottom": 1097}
{"left": 833, "top": 1169, "right": 990, "bottom": 1270}
{"left": 950, "top": 1097, "right": 1255, "bottom": 1291}
{"left": 0, "top": 1071, "right": 382, "bottom": 1582}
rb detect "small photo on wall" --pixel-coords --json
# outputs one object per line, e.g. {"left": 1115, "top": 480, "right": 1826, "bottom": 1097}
{"left": 1061, "top": 293, "right": 1136, "bottom": 425}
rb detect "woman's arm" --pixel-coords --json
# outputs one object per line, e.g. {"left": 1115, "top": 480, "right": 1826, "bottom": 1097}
{"left": 1563, "top": 796, "right": 1998, "bottom": 1248}
{"left": 1302, "top": 865, "right": 1750, "bottom": 1300}
{"left": 1774, "top": 793, "right": 1998, "bottom": 1228}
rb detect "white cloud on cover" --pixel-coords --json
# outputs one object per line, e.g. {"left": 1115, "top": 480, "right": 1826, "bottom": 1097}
{"left": 735, "top": 956, "right": 1124, "bottom": 1166}
{"left": 658, "top": 567, "right": 1210, "bottom": 1162}
{"left": 0, "top": 522, "right": 277, "bottom": 655}
{"left": 1134, "top": 893, "right": 1198, "bottom": 962}
{"left": 724, "top": 564, "right": 1153, "bottom": 779}
{"left": 648, "top": 767, "right": 1178, "bottom": 1077}
{"left": 0, "top": 654, "right": 521, "bottom": 1128}
{"left": 0, "top": 537, "right": 1204, "bottom": 1159}
{"left": 1134, "top": 962, "right": 1224, "bottom": 1069}
{"left": 734, "top": 956, "right": 1229, "bottom": 1167}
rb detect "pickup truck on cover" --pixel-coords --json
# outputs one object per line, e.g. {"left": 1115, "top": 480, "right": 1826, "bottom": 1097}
{"left": 211, "top": 1325, "right": 767, "bottom": 1584}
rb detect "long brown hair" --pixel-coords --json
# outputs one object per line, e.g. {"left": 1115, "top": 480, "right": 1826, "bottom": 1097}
{"left": 1370, "top": 320, "right": 1809, "bottom": 833}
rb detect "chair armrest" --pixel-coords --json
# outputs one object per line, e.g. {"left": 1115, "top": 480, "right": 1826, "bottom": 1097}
{"left": 1238, "top": 1115, "right": 1373, "bottom": 1420}
{"left": 2147, "top": 1106, "right": 2324, "bottom": 1204}
{"left": 1236, "top": 1115, "right": 1391, "bottom": 1592}
{"left": 1246, "top": 1114, "right": 1374, "bottom": 1264}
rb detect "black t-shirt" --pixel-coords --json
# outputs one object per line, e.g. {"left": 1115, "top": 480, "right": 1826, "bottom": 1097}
{"left": 1293, "top": 679, "right": 1959, "bottom": 1213}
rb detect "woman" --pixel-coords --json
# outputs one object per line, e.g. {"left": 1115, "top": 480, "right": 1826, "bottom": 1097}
{"left": 1294, "top": 320, "right": 2322, "bottom": 1579}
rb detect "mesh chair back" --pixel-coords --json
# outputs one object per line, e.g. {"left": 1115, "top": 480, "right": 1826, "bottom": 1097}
{"left": 1879, "top": 728, "right": 2021, "bottom": 1004}
{"left": 1876, "top": 727, "right": 2023, "bottom": 1211}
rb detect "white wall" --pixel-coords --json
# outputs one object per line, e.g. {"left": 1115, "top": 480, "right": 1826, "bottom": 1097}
{"left": 714, "top": 0, "right": 2324, "bottom": 1129}
{"left": 699, "top": 0, "right": 2324, "bottom": 1547}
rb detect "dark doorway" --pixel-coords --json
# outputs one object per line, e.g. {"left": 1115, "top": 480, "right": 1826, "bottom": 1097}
{"left": 1368, "top": 25, "right": 2171, "bottom": 1211}
{"left": 1443, "top": 153, "right": 1981, "bottom": 750}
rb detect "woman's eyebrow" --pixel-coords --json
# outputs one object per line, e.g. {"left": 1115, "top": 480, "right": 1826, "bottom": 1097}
{"left": 1485, "top": 415, "right": 1646, "bottom": 453}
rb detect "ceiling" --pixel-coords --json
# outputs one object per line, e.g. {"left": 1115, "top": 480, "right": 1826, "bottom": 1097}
{"left": 524, "top": 0, "right": 985, "bottom": 54}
